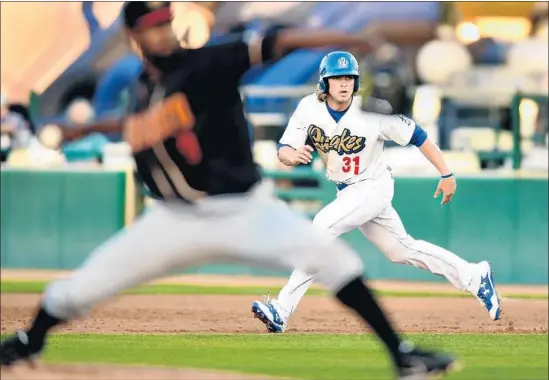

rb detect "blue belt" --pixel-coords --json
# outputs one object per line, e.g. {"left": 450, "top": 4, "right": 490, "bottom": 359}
{"left": 337, "top": 178, "right": 369, "bottom": 191}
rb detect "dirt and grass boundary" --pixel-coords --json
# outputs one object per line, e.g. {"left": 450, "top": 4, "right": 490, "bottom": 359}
{"left": 2, "top": 269, "right": 547, "bottom": 297}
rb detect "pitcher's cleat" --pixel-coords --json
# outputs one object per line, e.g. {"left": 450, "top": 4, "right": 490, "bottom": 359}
{"left": 251, "top": 295, "right": 286, "bottom": 333}
{"left": 474, "top": 261, "right": 502, "bottom": 321}
{"left": 397, "top": 341, "right": 463, "bottom": 380}
{"left": 0, "top": 331, "right": 44, "bottom": 367}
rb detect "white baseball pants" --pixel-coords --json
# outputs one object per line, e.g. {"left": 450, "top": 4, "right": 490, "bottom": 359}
{"left": 276, "top": 173, "right": 480, "bottom": 319}
{"left": 42, "top": 182, "right": 364, "bottom": 320}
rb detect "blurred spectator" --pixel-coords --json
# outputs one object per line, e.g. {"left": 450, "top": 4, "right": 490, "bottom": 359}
{"left": 530, "top": 2, "right": 548, "bottom": 36}
{"left": 62, "top": 97, "right": 110, "bottom": 164}
{"left": 467, "top": 38, "right": 507, "bottom": 65}
{"left": 1, "top": 92, "right": 31, "bottom": 152}
{"left": 7, "top": 103, "right": 35, "bottom": 135}
{"left": 66, "top": 98, "right": 95, "bottom": 125}
{"left": 92, "top": 54, "right": 143, "bottom": 123}
{"left": 364, "top": 43, "right": 410, "bottom": 114}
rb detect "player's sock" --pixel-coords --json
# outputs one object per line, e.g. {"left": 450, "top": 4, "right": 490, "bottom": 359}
{"left": 336, "top": 276, "right": 404, "bottom": 367}
{"left": 25, "top": 307, "right": 64, "bottom": 350}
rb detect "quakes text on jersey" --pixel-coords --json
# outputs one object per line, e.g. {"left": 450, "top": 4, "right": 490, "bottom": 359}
{"left": 278, "top": 94, "right": 427, "bottom": 185}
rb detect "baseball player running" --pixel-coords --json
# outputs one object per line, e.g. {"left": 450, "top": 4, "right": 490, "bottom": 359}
{"left": 251, "top": 51, "right": 501, "bottom": 334}
{"left": 0, "top": 3, "right": 460, "bottom": 379}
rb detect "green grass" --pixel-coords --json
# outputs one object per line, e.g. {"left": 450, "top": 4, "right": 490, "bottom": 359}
{"left": 1, "top": 280, "right": 546, "bottom": 299}
{"left": 4, "top": 333, "right": 547, "bottom": 380}
{"left": 1, "top": 281, "right": 546, "bottom": 378}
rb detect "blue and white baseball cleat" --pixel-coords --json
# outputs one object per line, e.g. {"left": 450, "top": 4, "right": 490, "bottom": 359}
{"left": 251, "top": 295, "right": 287, "bottom": 333}
{"left": 474, "top": 261, "right": 502, "bottom": 321}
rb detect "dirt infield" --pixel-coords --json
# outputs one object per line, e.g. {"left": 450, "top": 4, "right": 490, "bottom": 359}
{"left": 1, "top": 293, "right": 547, "bottom": 335}
{"left": 1, "top": 271, "right": 548, "bottom": 334}
{"left": 1, "top": 273, "right": 547, "bottom": 379}
{"left": 0, "top": 363, "right": 283, "bottom": 380}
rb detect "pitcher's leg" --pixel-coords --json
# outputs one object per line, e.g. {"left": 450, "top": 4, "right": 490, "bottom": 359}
{"left": 43, "top": 204, "right": 214, "bottom": 320}
{"left": 359, "top": 205, "right": 501, "bottom": 320}
{"left": 269, "top": 203, "right": 345, "bottom": 328}
{"left": 245, "top": 197, "right": 363, "bottom": 332}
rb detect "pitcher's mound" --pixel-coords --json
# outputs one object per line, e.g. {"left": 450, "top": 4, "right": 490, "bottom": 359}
{"left": 1, "top": 363, "right": 282, "bottom": 380}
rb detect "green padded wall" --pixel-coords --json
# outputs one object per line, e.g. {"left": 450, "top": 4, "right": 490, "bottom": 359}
{"left": 341, "top": 176, "right": 548, "bottom": 284}
{"left": 1, "top": 169, "right": 126, "bottom": 269}
{"left": 1, "top": 169, "right": 547, "bottom": 284}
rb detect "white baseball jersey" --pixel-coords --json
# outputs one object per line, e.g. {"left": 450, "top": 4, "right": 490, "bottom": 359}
{"left": 279, "top": 94, "right": 419, "bottom": 185}
{"left": 274, "top": 97, "right": 478, "bottom": 327}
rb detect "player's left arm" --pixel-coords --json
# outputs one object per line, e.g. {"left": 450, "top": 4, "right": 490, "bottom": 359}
{"left": 418, "top": 137, "right": 457, "bottom": 205}
{"left": 379, "top": 113, "right": 456, "bottom": 205}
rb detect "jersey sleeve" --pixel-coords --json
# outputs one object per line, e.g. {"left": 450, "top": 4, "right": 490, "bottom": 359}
{"left": 378, "top": 114, "right": 418, "bottom": 146}
{"left": 278, "top": 100, "right": 309, "bottom": 150}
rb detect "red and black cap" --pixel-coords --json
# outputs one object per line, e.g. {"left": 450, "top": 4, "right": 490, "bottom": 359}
{"left": 122, "top": 1, "right": 173, "bottom": 31}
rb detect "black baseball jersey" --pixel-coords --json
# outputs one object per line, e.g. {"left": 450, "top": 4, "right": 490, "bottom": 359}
{"left": 128, "top": 36, "right": 279, "bottom": 203}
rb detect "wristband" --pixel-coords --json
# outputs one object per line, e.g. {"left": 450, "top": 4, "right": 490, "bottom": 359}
{"left": 441, "top": 173, "right": 454, "bottom": 179}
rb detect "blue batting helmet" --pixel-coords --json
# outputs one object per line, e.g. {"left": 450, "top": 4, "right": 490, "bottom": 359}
{"left": 318, "top": 51, "right": 360, "bottom": 94}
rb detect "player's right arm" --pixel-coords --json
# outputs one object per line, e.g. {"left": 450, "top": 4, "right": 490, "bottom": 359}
{"left": 277, "top": 99, "right": 314, "bottom": 167}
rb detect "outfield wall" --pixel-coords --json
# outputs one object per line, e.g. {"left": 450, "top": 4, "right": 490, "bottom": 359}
{"left": 1, "top": 168, "right": 547, "bottom": 284}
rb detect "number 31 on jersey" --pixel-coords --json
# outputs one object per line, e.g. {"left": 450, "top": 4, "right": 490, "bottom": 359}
{"left": 342, "top": 156, "right": 360, "bottom": 175}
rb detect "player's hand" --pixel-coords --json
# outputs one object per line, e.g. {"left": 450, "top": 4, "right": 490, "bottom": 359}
{"left": 434, "top": 175, "right": 457, "bottom": 205}
{"left": 289, "top": 145, "right": 314, "bottom": 165}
